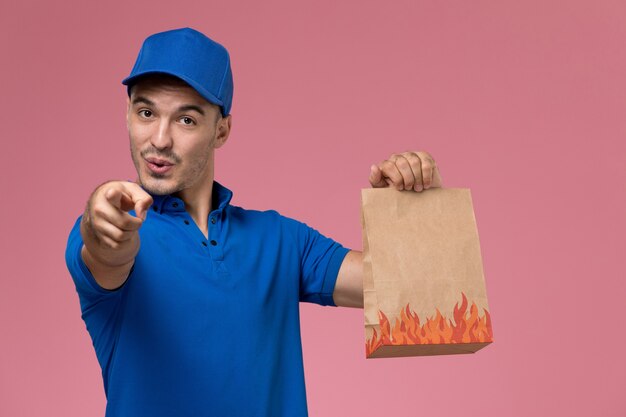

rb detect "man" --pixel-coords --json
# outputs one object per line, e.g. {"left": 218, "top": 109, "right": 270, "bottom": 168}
{"left": 65, "top": 27, "right": 443, "bottom": 416}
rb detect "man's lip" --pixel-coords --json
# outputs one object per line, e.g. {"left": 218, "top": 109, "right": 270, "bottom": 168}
{"left": 145, "top": 157, "right": 174, "bottom": 166}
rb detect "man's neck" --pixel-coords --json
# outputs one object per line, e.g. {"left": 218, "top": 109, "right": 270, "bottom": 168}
{"left": 173, "top": 180, "right": 214, "bottom": 240}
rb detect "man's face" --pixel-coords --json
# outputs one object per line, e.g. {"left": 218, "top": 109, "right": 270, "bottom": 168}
{"left": 127, "top": 76, "right": 226, "bottom": 196}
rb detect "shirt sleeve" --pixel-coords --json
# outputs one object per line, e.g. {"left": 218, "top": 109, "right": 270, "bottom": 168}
{"left": 65, "top": 215, "right": 130, "bottom": 383}
{"left": 279, "top": 215, "right": 351, "bottom": 307}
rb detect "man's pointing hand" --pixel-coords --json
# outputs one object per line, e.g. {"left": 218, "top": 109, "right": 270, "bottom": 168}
{"left": 82, "top": 181, "right": 153, "bottom": 265}
{"left": 78, "top": 180, "right": 153, "bottom": 290}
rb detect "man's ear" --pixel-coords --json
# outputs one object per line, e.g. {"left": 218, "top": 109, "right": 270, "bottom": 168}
{"left": 126, "top": 96, "right": 131, "bottom": 128}
{"left": 213, "top": 114, "right": 232, "bottom": 149}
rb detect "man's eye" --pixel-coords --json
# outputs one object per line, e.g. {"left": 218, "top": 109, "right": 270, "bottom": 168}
{"left": 139, "top": 110, "right": 152, "bottom": 118}
{"left": 180, "top": 117, "right": 195, "bottom": 125}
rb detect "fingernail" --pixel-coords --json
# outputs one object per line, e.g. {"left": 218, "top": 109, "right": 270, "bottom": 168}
{"left": 415, "top": 185, "right": 423, "bottom": 192}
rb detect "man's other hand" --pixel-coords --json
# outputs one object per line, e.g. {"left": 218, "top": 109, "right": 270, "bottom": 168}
{"left": 369, "top": 151, "right": 443, "bottom": 192}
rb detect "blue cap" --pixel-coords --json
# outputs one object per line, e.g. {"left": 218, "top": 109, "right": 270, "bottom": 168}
{"left": 122, "top": 27, "right": 233, "bottom": 116}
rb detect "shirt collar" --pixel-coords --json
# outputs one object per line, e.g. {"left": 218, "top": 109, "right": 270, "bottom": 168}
{"left": 212, "top": 180, "right": 234, "bottom": 211}
{"left": 135, "top": 180, "right": 234, "bottom": 215}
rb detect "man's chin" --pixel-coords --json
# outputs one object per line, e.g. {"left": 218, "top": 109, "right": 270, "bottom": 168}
{"left": 140, "top": 177, "right": 178, "bottom": 196}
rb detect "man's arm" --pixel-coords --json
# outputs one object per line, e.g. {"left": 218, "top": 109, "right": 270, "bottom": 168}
{"left": 333, "top": 250, "right": 364, "bottom": 308}
{"left": 332, "top": 151, "right": 443, "bottom": 308}
{"left": 80, "top": 180, "right": 153, "bottom": 290}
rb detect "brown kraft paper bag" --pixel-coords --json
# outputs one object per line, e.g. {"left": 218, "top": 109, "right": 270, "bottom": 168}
{"left": 362, "top": 188, "right": 493, "bottom": 358}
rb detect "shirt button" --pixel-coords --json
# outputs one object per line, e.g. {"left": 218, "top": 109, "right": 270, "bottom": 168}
{"left": 152, "top": 206, "right": 158, "bottom": 212}
{"left": 172, "top": 202, "right": 179, "bottom": 208}
{"left": 202, "top": 241, "right": 207, "bottom": 247}
{"left": 210, "top": 240, "right": 217, "bottom": 246}
{"left": 210, "top": 218, "right": 216, "bottom": 224}
{"left": 184, "top": 220, "right": 190, "bottom": 225}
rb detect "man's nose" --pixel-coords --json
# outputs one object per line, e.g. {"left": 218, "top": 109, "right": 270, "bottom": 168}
{"left": 150, "top": 119, "right": 173, "bottom": 150}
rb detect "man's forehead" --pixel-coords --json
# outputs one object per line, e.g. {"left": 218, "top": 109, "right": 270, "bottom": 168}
{"left": 130, "top": 77, "right": 217, "bottom": 111}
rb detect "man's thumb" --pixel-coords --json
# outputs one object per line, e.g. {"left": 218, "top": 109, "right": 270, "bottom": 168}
{"left": 134, "top": 198, "right": 153, "bottom": 221}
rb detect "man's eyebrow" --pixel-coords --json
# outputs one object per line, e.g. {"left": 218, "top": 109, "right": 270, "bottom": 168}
{"left": 131, "top": 96, "right": 206, "bottom": 116}
{"left": 131, "top": 96, "right": 155, "bottom": 107}
{"left": 176, "top": 104, "right": 205, "bottom": 116}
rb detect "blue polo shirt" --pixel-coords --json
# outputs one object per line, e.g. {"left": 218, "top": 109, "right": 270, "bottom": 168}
{"left": 65, "top": 181, "right": 350, "bottom": 417}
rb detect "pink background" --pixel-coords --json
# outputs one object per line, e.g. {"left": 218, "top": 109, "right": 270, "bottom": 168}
{"left": 2, "top": 0, "right": 625, "bottom": 416}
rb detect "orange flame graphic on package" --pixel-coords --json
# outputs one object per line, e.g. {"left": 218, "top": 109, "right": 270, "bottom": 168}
{"left": 366, "top": 292, "right": 493, "bottom": 357}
